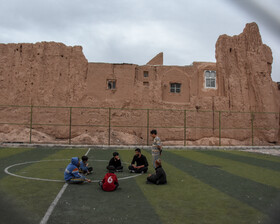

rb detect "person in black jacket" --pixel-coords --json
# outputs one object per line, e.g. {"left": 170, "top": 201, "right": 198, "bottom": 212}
{"left": 146, "top": 159, "right": 167, "bottom": 185}
{"left": 128, "top": 148, "right": 148, "bottom": 173}
{"left": 107, "top": 152, "right": 123, "bottom": 172}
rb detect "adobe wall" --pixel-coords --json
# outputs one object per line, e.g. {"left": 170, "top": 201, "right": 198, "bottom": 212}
{"left": 87, "top": 63, "right": 137, "bottom": 106}
{"left": 0, "top": 22, "right": 279, "bottom": 145}
{"left": 215, "top": 22, "right": 279, "bottom": 143}
{"left": 0, "top": 42, "right": 88, "bottom": 106}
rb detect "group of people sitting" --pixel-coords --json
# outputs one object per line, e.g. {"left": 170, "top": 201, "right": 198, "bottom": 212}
{"left": 64, "top": 148, "right": 167, "bottom": 192}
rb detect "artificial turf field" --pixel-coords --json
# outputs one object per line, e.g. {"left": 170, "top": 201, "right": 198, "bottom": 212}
{"left": 0, "top": 147, "right": 280, "bottom": 224}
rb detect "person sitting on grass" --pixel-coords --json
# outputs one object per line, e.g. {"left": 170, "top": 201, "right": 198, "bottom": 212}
{"left": 64, "top": 157, "right": 91, "bottom": 184}
{"left": 146, "top": 159, "right": 167, "bottom": 185}
{"left": 128, "top": 148, "right": 148, "bottom": 173}
{"left": 107, "top": 152, "right": 123, "bottom": 172}
{"left": 99, "top": 165, "right": 119, "bottom": 191}
{"left": 79, "top": 155, "right": 93, "bottom": 175}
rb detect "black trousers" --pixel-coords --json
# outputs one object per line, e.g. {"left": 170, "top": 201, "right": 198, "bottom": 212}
{"left": 80, "top": 167, "right": 93, "bottom": 174}
{"left": 128, "top": 165, "right": 148, "bottom": 173}
{"left": 106, "top": 165, "right": 123, "bottom": 171}
{"left": 147, "top": 175, "right": 167, "bottom": 185}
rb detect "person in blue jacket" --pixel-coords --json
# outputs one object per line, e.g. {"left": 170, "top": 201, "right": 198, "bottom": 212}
{"left": 64, "top": 157, "right": 91, "bottom": 184}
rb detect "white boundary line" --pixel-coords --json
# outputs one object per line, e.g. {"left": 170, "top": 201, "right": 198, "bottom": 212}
{"left": 4, "top": 160, "right": 67, "bottom": 183}
{"left": 85, "top": 147, "right": 91, "bottom": 156}
{"left": 39, "top": 183, "right": 68, "bottom": 224}
{"left": 39, "top": 148, "right": 91, "bottom": 224}
{"left": 4, "top": 159, "right": 141, "bottom": 183}
{"left": 5, "top": 148, "right": 142, "bottom": 224}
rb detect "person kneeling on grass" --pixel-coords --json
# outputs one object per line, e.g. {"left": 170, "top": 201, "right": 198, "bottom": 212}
{"left": 99, "top": 166, "right": 119, "bottom": 191}
{"left": 146, "top": 159, "right": 167, "bottom": 185}
{"left": 107, "top": 152, "right": 123, "bottom": 172}
{"left": 128, "top": 148, "right": 148, "bottom": 173}
{"left": 80, "top": 155, "right": 93, "bottom": 175}
{"left": 64, "top": 157, "right": 91, "bottom": 184}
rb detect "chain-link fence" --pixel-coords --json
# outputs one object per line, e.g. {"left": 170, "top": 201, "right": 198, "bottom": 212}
{"left": 0, "top": 105, "right": 279, "bottom": 146}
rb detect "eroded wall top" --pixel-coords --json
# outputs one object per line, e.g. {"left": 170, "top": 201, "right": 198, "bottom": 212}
{"left": 215, "top": 22, "right": 278, "bottom": 112}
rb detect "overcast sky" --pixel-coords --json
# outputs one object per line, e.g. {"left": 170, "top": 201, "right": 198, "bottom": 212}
{"left": 0, "top": 0, "right": 279, "bottom": 82}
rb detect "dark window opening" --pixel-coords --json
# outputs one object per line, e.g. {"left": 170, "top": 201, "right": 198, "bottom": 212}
{"left": 107, "top": 80, "right": 116, "bottom": 90}
{"left": 143, "top": 82, "right": 149, "bottom": 86}
{"left": 144, "top": 71, "right": 149, "bottom": 77}
{"left": 170, "top": 83, "right": 181, "bottom": 93}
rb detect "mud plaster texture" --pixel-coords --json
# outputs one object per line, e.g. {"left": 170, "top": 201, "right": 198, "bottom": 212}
{"left": 0, "top": 22, "right": 279, "bottom": 146}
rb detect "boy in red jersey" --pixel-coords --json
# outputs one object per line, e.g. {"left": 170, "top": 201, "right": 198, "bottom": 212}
{"left": 99, "top": 165, "right": 119, "bottom": 191}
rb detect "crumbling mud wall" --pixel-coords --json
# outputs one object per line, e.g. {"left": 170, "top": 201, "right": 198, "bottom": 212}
{"left": 0, "top": 42, "right": 88, "bottom": 106}
{"left": 0, "top": 23, "right": 279, "bottom": 145}
{"left": 215, "top": 22, "right": 279, "bottom": 143}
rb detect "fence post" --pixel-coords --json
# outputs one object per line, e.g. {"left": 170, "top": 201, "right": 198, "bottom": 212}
{"left": 219, "top": 111, "right": 221, "bottom": 146}
{"left": 108, "top": 108, "right": 111, "bottom": 145}
{"left": 146, "top": 109, "right": 150, "bottom": 146}
{"left": 251, "top": 112, "right": 254, "bottom": 146}
{"left": 184, "top": 109, "right": 186, "bottom": 146}
{"left": 69, "top": 107, "right": 72, "bottom": 145}
{"left": 29, "top": 105, "right": 33, "bottom": 144}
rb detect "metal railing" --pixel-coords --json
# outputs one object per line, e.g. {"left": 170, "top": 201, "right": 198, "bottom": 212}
{"left": 0, "top": 105, "right": 279, "bottom": 146}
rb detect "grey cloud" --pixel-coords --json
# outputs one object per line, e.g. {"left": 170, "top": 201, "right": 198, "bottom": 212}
{"left": 229, "top": 0, "right": 280, "bottom": 38}
{"left": 0, "top": 0, "right": 279, "bottom": 81}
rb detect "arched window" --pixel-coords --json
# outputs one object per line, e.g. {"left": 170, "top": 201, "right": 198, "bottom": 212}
{"left": 204, "top": 70, "right": 216, "bottom": 88}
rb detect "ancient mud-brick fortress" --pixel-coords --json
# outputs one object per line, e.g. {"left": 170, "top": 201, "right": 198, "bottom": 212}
{"left": 0, "top": 22, "right": 279, "bottom": 145}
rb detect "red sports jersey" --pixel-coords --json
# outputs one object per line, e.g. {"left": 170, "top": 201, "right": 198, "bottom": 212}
{"left": 102, "top": 173, "right": 118, "bottom": 191}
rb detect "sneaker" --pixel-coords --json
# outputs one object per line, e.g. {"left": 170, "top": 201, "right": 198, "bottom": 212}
{"left": 130, "top": 170, "right": 135, "bottom": 173}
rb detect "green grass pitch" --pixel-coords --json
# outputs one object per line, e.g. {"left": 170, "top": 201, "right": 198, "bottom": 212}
{"left": 0, "top": 147, "right": 280, "bottom": 224}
